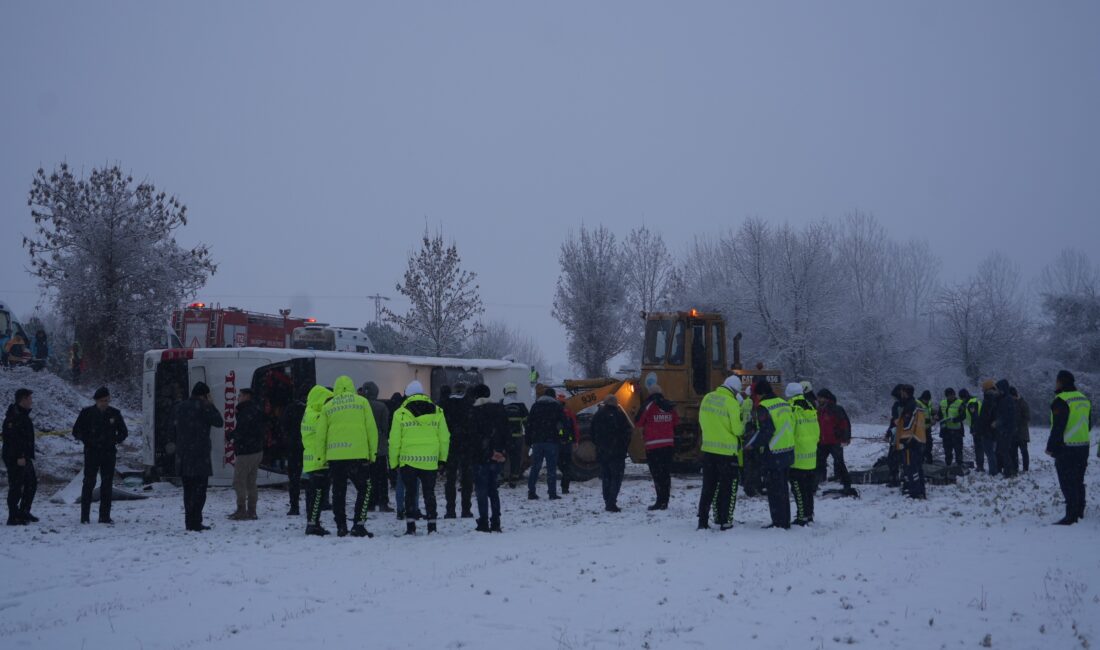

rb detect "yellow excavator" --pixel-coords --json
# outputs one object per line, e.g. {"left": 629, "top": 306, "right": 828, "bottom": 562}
{"left": 551, "top": 310, "right": 782, "bottom": 480}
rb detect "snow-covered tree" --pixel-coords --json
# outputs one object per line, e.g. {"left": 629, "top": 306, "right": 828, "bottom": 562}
{"left": 384, "top": 229, "right": 484, "bottom": 357}
{"left": 621, "top": 225, "right": 674, "bottom": 318}
{"left": 363, "top": 321, "right": 413, "bottom": 355}
{"left": 553, "top": 225, "right": 633, "bottom": 377}
{"left": 1038, "top": 249, "right": 1100, "bottom": 371}
{"left": 463, "top": 320, "right": 546, "bottom": 372}
{"left": 24, "top": 163, "right": 215, "bottom": 382}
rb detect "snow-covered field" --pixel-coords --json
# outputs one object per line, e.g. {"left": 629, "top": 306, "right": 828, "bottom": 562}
{"left": 3, "top": 424, "right": 1099, "bottom": 650}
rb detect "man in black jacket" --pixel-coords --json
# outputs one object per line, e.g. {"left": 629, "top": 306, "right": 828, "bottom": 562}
{"left": 73, "top": 386, "right": 128, "bottom": 524}
{"left": 228, "top": 388, "right": 265, "bottom": 520}
{"left": 174, "top": 382, "right": 224, "bottom": 532}
{"left": 281, "top": 392, "right": 306, "bottom": 516}
{"left": 525, "top": 388, "right": 570, "bottom": 500}
{"left": 360, "top": 382, "right": 393, "bottom": 513}
{"left": 592, "top": 395, "right": 632, "bottom": 512}
{"left": 2, "top": 388, "right": 37, "bottom": 525}
{"left": 442, "top": 382, "right": 474, "bottom": 519}
{"left": 468, "top": 384, "right": 509, "bottom": 531}
{"left": 978, "top": 380, "right": 1001, "bottom": 475}
{"left": 994, "top": 380, "right": 1019, "bottom": 478}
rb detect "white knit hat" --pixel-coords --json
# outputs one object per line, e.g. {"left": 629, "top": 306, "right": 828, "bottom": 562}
{"left": 722, "top": 375, "right": 741, "bottom": 391}
{"left": 405, "top": 380, "right": 425, "bottom": 396}
{"left": 785, "top": 382, "right": 804, "bottom": 398}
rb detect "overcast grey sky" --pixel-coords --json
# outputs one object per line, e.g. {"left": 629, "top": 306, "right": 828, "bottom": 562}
{"left": 2, "top": 1, "right": 1098, "bottom": 372}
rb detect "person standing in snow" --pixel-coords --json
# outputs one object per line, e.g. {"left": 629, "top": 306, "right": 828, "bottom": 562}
{"left": 317, "top": 375, "right": 379, "bottom": 538}
{"left": 525, "top": 388, "right": 570, "bottom": 500}
{"left": 592, "top": 394, "right": 633, "bottom": 513}
{"left": 3, "top": 388, "right": 37, "bottom": 526}
{"left": 1046, "top": 370, "right": 1092, "bottom": 525}
{"left": 31, "top": 329, "right": 48, "bottom": 372}
{"left": 281, "top": 389, "right": 307, "bottom": 517}
{"left": 174, "top": 382, "right": 224, "bottom": 532}
{"left": 816, "top": 389, "right": 856, "bottom": 495}
{"left": 939, "top": 388, "right": 966, "bottom": 469}
{"left": 788, "top": 384, "right": 820, "bottom": 526}
{"left": 390, "top": 381, "right": 450, "bottom": 535}
{"left": 884, "top": 384, "right": 905, "bottom": 488}
{"left": 993, "top": 379, "right": 1019, "bottom": 478}
{"left": 468, "top": 384, "right": 509, "bottom": 532}
{"left": 977, "top": 380, "right": 1001, "bottom": 475}
{"left": 635, "top": 384, "right": 679, "bottom": 511}
{"left": 360, "top": 382, "right": 393, "bottom": 513}
{"left": 917, "top": 390, "right": 936, "bottom": 464}
{"left": 501, "top": 383, "right": 529, "bottom": 488}
{"left": 227, "top": 388, "right": 265, "bottom": 521}
{"left": 73, "top": 386, "right": 128, "bottom": 524}
{"left": 442, "top": 382, "right": 475, "bottom": 519}
{"left": 893, "top": 385, "right": 927, "bottom": 499}
{"left": 301, "top": 385, "right": 332, "bottom": 536}
{"left": 557, "top": 395, "right": 580, "bottom": 496}
{"left": 960, "top": 389, "right": 983, "bottom": 471}
{"left": 747, "top": 379, "right": 795, "bottom": 529}
{"left": 696, "top": 376, "right": 744, "bottom": 530}
{"left": 1011, "top": 387, "right": 1030, "bottom": 473}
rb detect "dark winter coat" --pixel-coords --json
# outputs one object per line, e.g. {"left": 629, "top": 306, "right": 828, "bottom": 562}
{"left": 976, "top": 391, "right": 998, "bottom": 437}
{"left": 33, "top": 333, "right": 48, "bottom": 360}
{"left": 525, "top": 396, "right": 571, "bottom": 445}
{"left": 1, "top": 403, "right": 35, "bottom": 462}
{"left": 72, "top": 405, "right": 128, "bottom": 449}
{"left": 174, "top": 397, "right": 224, "bottom": 477}
{"left": 282, "top": 399, "right": 306, "bottom": 455}
{"left": 369, "top": 399, "right": 391, "bottom": 457}
{"left": 1015, "top": 397, "right": 1031, "bottom": 443}
{"left": 591, "top": 403, "right": 633, "bottom": 460}
{"left": 469, "top": 398, "right": 510, "bottom": 465}
{"left": 994, "top": 380, "right": 1016, "bottom": 441}
{"left": 502, "top": 400, "right": 529, "bottom": 438}
{"left": 231, "top": 399, "right": 265, "bottom": 456}
{"left": 442, "top": 394, "right": 474, "bottom": 461}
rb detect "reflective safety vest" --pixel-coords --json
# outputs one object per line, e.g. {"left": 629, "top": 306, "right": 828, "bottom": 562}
{"left": 916, "top": 400, "right": 933, "bottom": 427}
{"left": 940, "top": 398, "right": 963, "bottom": 431}
{"left": 966, "top": 398, "right": 981, "bottom": 428}
{"left": 1054, "top": 391, "right": 1092, "bottom": 447}
{"left": 789, "top": 396, "right": 820, "bottom": 470}
{"left": 760, "top": 397, "right": 795, "bottom": 453}
{"left": 301, "top": 386, "right": 332, "bottom": 474}
{"left": 698, "top": 388, "right": 743, "bottom": 459}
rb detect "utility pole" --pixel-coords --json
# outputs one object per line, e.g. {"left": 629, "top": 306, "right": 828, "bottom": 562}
{"left": 367, "top": 294, "right": 390, "bottom": 324}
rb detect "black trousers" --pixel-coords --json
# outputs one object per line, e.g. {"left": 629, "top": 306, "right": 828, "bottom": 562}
{"left": 329, "top": 459, "right": 371, "bottom": 529}
{"left": 599, "top": 457, "right": 626, "bottom": 507}
{"left": 741, "top": 450, "right": 764, "bottom": 497}
{"left": 1055, "top": 448, "right": 1089, "bottom": 521}
{"left": 81, "top": 447, "right": 117, "bottom": 522}
{"left": 815, "top": 444, "right": 851, "bottom": 488}
{"left": 401, "top": 466, "right": 439, "bottom": 521}
{"left": 369, "top": 457, "right": 390, "bottom": 509}
{"left": 558, "top": 444, "right": 573, "bottom": 493}
{"left": 997, "top": 435, "right": 1019, "bottom": 477}
{"left": 181, "top": 475, "right": 209, "bottom": 530}
{"left": 923, "top": 435, "right": 935, "bottom": 463}
{"left": 698, "top": 452, "right": 738, "bottom": 526}
{"left": 1017, "top": 441, "right": 1030, "bottom": 472}
{"left": 886, "top": 444, "right": 901, "bottom": 483}
{"left": 444, "top": 458, "right": 473, "bottom": 515}
{"left": 972, "top": 434, "right": 985, "bottom": 471}
{"left": 901, "top": 440, "right": 926, "bottom": 498}
{"left": 941, "top": 430, "right": 965, "bottom": 467}
{"left": 286, "top": 450, "right": 303, "bottom": 511}
{"left": 5, "top": 459, "right": 37, "bottom": 519}
{"left": 789, "top": 468, "right": 816, "bottom": 521}
{"left": 764, "top": 462, "right": 790, "bottom": 528}
{"left": 306, "top": 470, "right": 330, "bottom": 527}
{"left": 646, "top": 447, "right": 673, "bottom": 506}
{"left": 506, "top": 437, "right": 525, "bottom": 483}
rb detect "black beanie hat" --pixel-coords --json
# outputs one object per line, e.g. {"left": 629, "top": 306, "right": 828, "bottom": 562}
{"left": 944, "top": 387, "right": 956, "bottom": 397}
{"left": 93, "top": 386, "right": 110, "bottom": 400}
{"left": 919, "top": 390, "right": 932, "bottom": 401}
{"left": 191, "top": 381, "right": 211, "bottom": 398}
{"left": 1057, "top": 370, "right": 1076, "bottom": 387}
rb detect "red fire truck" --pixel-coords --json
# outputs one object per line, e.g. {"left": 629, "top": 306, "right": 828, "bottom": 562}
{"left": 171, "top": 303, "right": 313, "bottom": 349}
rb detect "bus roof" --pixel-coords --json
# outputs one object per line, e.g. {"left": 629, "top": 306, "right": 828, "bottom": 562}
{"left": 148, "top": 346, "right": 527, "bottom": 371}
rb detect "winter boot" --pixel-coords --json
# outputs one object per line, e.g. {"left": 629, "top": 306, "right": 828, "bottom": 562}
{"left": 336, "top": 523, "right": 349, "bottom": 537}
{"left": 350, "top": 524, "right": 374, "bottom": 538}
{"left": 548, "top": 493, "right": 561, "bottom": 501}
{"left": 605, "top": 504, "right": 621, "bottom": 513}
{"left": 228, "top": 511, "right": 248, "bottom": 521}
{"left": 405, "top": 521, "right": 416, "bottom": 535}
{"left": 527, "top": 492, "right": 539, "bottom": 500}
{"left": 461, "top": 509, "right": 474, "bottom": 519}
{"left": 305, "top": 523, "right": 330, "bottom": 536}
{"left": 287, "top": 505, "right": 300, "bottom": 517}
{"left": 720, "top": 523, "right": 734, "bottom": 531}
{"left": 21, "top": 511, "right": 39, "bottom": 523}
{"left": 647, "top": 502, "right": 662, "bottom": 511}
{"left": 7, "top": 515, "right": 27, "bottom": 526}
{"left": 427, "top": 522, "right": 438, "bottom": 534}
{"left": 475, "top": 518, "right": 490, "bottom": 532}
{"left": 444, "top": 509, "right": 457, "bottom": 520}
{"left": 697, "top": 518, "right": 710, "bottom": 530}
{"left": 489, "top": 516, "right": 502, "bottom": 533}
{"left": 1054, "top": 517, "right": 1078, "bottom": 526}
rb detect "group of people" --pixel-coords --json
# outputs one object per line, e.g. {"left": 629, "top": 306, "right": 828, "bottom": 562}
{"left": 1, "top": 368, "right": 1092, "bottom": 531}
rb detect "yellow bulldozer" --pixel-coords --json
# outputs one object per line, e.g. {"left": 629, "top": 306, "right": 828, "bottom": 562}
{"left": 549, "top": 310, "right": 782, "bottom": 480}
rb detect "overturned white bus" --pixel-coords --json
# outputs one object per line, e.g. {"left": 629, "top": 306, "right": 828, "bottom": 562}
{"left": 141, "top": 347, "right": 532, "bottom": 486}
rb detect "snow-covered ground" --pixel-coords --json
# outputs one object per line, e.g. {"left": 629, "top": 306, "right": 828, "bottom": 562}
{"left": 2, "top": 426, "right": 1099, "bottom": 650}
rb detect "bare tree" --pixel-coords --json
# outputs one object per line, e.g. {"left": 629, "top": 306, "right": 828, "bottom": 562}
{"left": 553, "top": 225, "right": 632, "bottom": 377}
{"left": 384, "top": 229, "right": 484, "bottom": 357}
{"left": 464, "top": 320, "right": 546, "bottom": 372}
{"left": 621, "top": 225, "right": 674, "bottom": 317}
{"left": 1038, "top": 248, "right": 1100, "bottom": 298}
{"left": 24, "top": 163, "right": 216, "bottom": 381}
